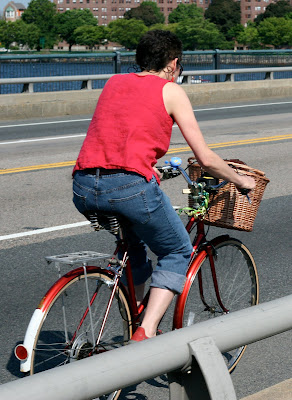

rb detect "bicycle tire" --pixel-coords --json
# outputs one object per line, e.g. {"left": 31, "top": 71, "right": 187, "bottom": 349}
{"left": 174, "top": 237, "right": 259, "bottom": 372}
{"left": 30, "top": 267, "right": 132, "bottom": 400}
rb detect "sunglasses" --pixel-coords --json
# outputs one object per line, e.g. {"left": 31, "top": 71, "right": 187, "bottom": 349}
{"left": 177, "top": 60, "right": 184, "bottom": 77}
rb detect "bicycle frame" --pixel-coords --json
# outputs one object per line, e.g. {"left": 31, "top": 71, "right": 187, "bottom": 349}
{"left": 113, "top": 217, "right": 231, "bottom": 334}
{"left": 173, "top": 217, "right": 231, "bottom": 329}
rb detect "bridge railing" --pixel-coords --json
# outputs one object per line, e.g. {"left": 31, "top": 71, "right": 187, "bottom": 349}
{"left": 0, "top": 66, "right": 292, "bottom": 94}
{"left": 0, "top": 295, "right": 291, "bottom": 400}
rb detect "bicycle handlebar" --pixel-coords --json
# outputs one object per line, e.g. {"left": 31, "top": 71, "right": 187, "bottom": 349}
{"left": 157, "top": 157, "right": 251, "bottom": 202}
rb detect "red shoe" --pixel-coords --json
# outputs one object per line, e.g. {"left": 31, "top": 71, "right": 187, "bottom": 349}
{"left": 130, "top": 327, "right": 149, "bottom": 343}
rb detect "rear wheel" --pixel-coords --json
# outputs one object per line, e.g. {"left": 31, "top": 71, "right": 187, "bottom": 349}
{"left": 179, "top": 238, "right": 259, "bottom": 372}
{"left": 31, "top": 269, "right": 132, "bottom": 400}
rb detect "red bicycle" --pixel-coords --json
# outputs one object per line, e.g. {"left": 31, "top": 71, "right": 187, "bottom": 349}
{"left": 15, "top": 158, "right": 260, "bottom": 400}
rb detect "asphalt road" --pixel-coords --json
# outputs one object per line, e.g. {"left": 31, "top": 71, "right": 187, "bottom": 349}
{"left": 0, "top": 98, "right": 291, "bottom": 399}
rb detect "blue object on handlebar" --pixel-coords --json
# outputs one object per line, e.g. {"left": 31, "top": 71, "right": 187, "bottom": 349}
{"left": 170, "top": 157, "right": 182, "bottom": 168}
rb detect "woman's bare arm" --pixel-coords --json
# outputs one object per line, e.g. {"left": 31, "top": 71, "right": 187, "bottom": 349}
{"left": 163, "top": 83, "right": 255, "bottom": 190}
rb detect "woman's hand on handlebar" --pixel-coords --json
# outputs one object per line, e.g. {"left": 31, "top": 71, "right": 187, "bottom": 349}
{"left": 236, "top": 175, "right": 256, "bottom": 192}
{"left": 153, "top": 166, "right": 163, "bottom": 180}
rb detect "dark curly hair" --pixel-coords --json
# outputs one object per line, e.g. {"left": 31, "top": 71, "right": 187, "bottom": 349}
{"left": 136, "top": 30, "right": 182, "bottom": 72}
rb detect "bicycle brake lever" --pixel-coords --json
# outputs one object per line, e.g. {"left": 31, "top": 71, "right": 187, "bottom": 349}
{"left": 239, "top": 189, "right": 252, "bottom": 204}
{"left": 240, "top": 188, "right": 250, "bottom": 195}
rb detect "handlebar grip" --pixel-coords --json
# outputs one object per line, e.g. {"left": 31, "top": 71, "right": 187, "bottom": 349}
{"left": 240, "top": 188, "right": 251, "bottom": 195}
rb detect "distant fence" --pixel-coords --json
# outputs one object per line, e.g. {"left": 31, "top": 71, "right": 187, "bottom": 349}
{"left": 1, "top": 49, "right": 292, "bottom": 94}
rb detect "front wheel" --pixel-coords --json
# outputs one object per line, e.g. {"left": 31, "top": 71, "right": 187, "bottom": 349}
{"left": 175, "top": 238, "right": 259, "bottom": 372}
{"left": 31, "top": 268, "right": 132, "bottom": 400}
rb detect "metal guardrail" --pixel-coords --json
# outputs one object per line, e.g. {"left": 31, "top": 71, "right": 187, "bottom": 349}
{"left": 0, "top": 66, "right": 292, "bottom": 94}
{"left": 0, "top": 295, "right": 291, "bottom": 400}
{"left": 0, "top": 74, "right": 114, "bottom": 93}
{"left": 181, "top": 66, "right": 292, "bottom": 83}
{"left": 1, "top": 49, "right": 292, "bottom": 93}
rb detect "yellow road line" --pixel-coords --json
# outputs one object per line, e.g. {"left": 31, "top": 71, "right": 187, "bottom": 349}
{"left": 167, "top": 134, "right": 292, "bottom": 154}
{"left": 0, "top": 161, "right": 76, "bottom": 175}
{"left": 1, "top": 134, "right": 291, "bottom": 175}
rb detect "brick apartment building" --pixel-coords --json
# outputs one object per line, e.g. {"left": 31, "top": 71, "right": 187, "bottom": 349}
{"left": 53, "top": 0, "right": 280, "bottom": 26}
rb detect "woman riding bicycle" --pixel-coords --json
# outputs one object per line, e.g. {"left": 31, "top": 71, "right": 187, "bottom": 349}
{"left": 72, "top": 30, "right": 255, "bottom": 342}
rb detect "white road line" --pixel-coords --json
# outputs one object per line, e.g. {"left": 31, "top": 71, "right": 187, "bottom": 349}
{"left": 0, "top": 221, "right": 90, "bottom": 241}
{"left": 0, "top": 118, "right": 91, "bottom": 129}
{"left": 0, "top": 101, "right": 291, "bottom": 130}
{"left": 193, "top": 101, "right": 292, "bottom": 112}
{"left": 1, "top": 100, "right": 291, "bottom": 146}
{"left": 0, "top": 134, "right": 86, "bottom": 146}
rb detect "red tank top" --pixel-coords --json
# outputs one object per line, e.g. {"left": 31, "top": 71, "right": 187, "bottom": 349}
{"left": 73, "top": 73, "right": 173, "bottom": 182}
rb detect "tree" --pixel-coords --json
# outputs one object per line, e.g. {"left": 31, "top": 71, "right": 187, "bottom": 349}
{"left": 227, "top": 24, "right": 244, "bottom": 40}
{"left": 107, "top": 19, "right": 148, "bottom": 50}
{"left": 74, "top": 25, "right": 106, "bottom": 50}
{"left": 168, "top": 4, "right": 203, "bottom": 24}
{"left": 257, "top": 17, "right": 292, "bottom": 48}
{"left": 255, "top": 0, "right": 292, "bottom": 24}
{"left": 236, "top": 24, "right": 260, "bottom": 49}
{"left": 175, "top": 18, "right": 230, "bottom": 50}
{"left": 14, "top": 20, "right": 41, "bottom": 49}
{"left": 205, "top": 0, "right": 241, "bottom": 37}
{"left": 148, "top": 23, "right": 178, "bottom": 33}
{"left": 55, "top": 9, "right": 98, "bottom": 51}
{"left": 22, "top": 0, "right": 57, "bottom": 49}
{"left": 0, "top": 20, "right": 40, "bottom": 50}
{"left": 124, "top": 1, "right": 165, "bottom": 26}
{"left": 0, "top": 21, "right": 16, "bottom": 48}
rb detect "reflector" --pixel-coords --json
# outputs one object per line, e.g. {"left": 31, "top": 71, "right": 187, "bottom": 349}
{"left": 14, "top": 344, "right": 28, "bottom": 361}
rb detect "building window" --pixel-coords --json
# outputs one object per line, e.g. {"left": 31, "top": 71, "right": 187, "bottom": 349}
{"left": 255, "top": 6, "right": 261, "bottom": 10}
{"left": 112, "top": 15, "right": 117, "bottom": 19}
{"left": 5, "top": 8, "right": 15, "bottom": 18}
{"left": 102, "top": 7, "right": 107, "bottom": 11}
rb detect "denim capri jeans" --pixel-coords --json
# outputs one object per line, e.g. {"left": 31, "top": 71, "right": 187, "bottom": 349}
{"left": 73, "top": 169, "right": 192, "bottom": 294}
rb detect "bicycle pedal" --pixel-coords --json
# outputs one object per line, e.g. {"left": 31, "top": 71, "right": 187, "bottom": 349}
{"left": 107, "top": 258, "right": 123, "bottom": 266}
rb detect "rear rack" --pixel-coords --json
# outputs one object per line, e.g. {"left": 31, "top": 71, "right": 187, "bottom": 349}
{"left": 45, "top": 251, "right": 112, "bottom": 265}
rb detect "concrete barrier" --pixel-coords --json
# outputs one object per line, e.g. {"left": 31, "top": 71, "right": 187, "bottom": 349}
{"left": 1, "top": 79, "right": 292, "bottom": 121}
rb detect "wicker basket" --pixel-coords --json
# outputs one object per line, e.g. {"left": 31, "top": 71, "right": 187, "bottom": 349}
{"left": 188, "top": 157, "right": 270, "bottom": 232}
